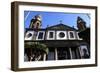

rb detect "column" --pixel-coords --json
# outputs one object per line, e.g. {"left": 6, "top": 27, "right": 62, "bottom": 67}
{"left": 78, "top": 47, "right": 82, "bottom": 59}
{"left": 75, "top": 47, "right": 80, "bottom": 59}
{"left": 69, "top": 48, "right": 73, "bottom": 59}
{"left": 43, "top": 54, "right": 46, "bottom": 61}
{"left": 55, "top": 48, "right": 58, "bottom": 60}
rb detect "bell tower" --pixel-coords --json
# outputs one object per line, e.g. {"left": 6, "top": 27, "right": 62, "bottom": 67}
{"left": 77, "top": 16, "right": 86, "bottom": 31}
{"left": 29, "top": 14, "right": 42, "bottom": 29}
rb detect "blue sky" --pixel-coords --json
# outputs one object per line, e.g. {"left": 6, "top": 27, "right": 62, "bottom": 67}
{"left": 24, "top": 11, "right": 90, "bottom": 29}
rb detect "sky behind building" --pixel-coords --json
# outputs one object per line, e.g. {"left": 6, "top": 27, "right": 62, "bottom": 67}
{"left": 24, "top": 11, "right": 90, "bottom": 29}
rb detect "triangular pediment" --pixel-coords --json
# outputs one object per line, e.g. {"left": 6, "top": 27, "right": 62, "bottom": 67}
{"left": 46, "top": 24, "right": 77, "bottom": 31}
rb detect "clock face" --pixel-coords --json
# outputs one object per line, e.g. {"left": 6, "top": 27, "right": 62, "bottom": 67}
{"left": 56, "top": 31, "right": 67, "bottom": 40}
{"left": 25, "top": 31, "right": 34, "bottom": 40}
{"left": 27, "top": 33, "right": 32, "bottom": 38}
{"left": 59, "top": 32, "right": 65, "bottom": 38}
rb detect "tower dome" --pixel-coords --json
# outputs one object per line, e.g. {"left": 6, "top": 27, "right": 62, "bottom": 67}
{"left": 29, "top": 14, "right": 42, "bottom": 29}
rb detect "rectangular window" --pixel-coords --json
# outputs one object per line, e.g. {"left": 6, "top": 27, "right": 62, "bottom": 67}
{"left": 70, "top": 32, "right": 74, "bottom": 38}
{"left": 68, "top": 31, "right": 76, "bottom": 40}
{"left": 36, "top": 31, "right": 45, "bottom": 40}
{"left": 76, "top": 32, "right": 83, "bottom": 40}
{"left": 38, "top": 32, "right": 43, "bottom": 39}
{"left": 49, "top": 32, "right": 53, "bottom": 38}
{"left": 46, "top": 31, "right": 55, "bottom": 40}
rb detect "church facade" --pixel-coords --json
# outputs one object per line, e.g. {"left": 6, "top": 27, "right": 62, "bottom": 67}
{"left": 24, "top": 15, "right": 90, "bottom": 61}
